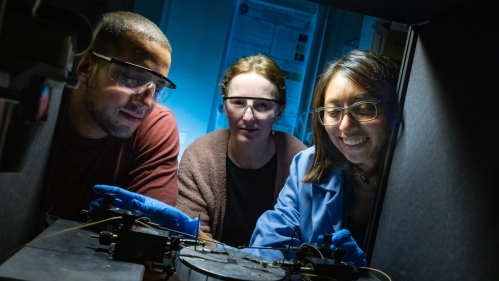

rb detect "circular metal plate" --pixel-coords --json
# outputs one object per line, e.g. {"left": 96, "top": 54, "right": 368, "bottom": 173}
{"left": 178, "top": 246, "right": 285, "bottom": 281}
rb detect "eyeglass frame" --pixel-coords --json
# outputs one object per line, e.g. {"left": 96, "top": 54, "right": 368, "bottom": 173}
{"left": 315, "top": 100, "right": 380, "bottom": 126}
{"left": 90, "top": 51, "right": 177, "bottom": 91}
{"left": 222, "top": 96, "right": 285, "bottom": 104}
{"left": 222, "top": 96, "right": 285, "bottom": 119}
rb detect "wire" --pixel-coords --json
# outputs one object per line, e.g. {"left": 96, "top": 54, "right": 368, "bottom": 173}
{"left": 359, "top": 266, "right": 392, "bottom": 281}
{"left": 238, "top": 248, "right": 256, "bottom": 262}
{"left": 219, "top": 242, "right": 234, "bottom": 259}
{"left": 134, "top": 218, "right": 285, "bottom": 259}
{"left": 300, "top": 243, "right": 324, "bottom": 258}
{"left": 29, "top": 217, "right": 123, "bottom": 245}
{"left": 135, "top": 219, "right": 154, "bottom": 229}
{"left": 301, "top": 273, "right": 338, "bottom": 281}
{"left": 0, "top": 217, "right": 122, "bottom": 264}
{"left": 135, "top": 217, "right": 235, "bottom": 255}
{"left": 136, "top": 219, "right": 231, "bottom": 259}
{"left": 135, "top": 220, "right": 234, "bottom": 260}
{"left": 238, "top": 246, "right": 291, "bottom": 250}
{"left": 282, "top": 225, "right": 298, "bottom": 263}
{"left": 138, "top": 223, "right": 216, "bottom": 246}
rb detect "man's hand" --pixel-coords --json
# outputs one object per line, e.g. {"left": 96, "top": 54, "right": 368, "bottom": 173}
{"left": 91, "top": 185, "right": 199, "bottom": 236}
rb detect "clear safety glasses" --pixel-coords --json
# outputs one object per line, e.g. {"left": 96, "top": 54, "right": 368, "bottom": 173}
{"left": 91, "top": 51, "right": 176, "bottom": 101}
{"left": 223, "top": 96, "right": 284, "bottom": 120}
{"left": 316, "top": 100, "right": 380, "bottom": 126}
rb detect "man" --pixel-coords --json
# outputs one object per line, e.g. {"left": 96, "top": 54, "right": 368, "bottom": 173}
{"left": 45, "top": 11, "right": 179, "bottom": 222}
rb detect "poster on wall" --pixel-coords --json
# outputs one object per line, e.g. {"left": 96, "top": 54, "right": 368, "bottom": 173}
{"left": 215, "top": 0, "right": 317, "bottom": 134}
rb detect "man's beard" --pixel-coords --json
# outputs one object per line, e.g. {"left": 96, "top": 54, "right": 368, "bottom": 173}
{"left": 83, "top": 74, "right": 135, "bottom": 138}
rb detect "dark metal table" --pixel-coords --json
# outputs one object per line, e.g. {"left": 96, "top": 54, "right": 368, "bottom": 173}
{"left": 0, "top": 219, "right": 144, "bottom": 281}
{"left": 0, "top": 219, "right": 383, "bottom": 281}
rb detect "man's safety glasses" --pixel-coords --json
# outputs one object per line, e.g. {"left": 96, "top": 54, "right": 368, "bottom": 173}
{"left": 223, "top": 96, "right": 284, "bottom": 120}
{"left": 315, "top": 100, "right": 380, "bottom": 126}
{"left": 91, "top": 51, "right": 176, "bottom": 101}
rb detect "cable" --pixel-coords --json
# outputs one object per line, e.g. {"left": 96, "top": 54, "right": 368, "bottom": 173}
{"left": 301, "top": 273, "right": 338, "bottom": 281}
{"left": 0, "top": 217, "right": 122, "bottom": 264}
{"left": 300, "top": 243, "right": 324, "bottom": 258}
{"left": 237, "top": 248, "right": 256, "bottom": 262}
{"left": 134, "top": 222, "right": 215, "bottom": 245}
{"left": 135, "top": 218, "right": 245, "bottom": 260}
{"left": 135, "top": 219, "right": 154, "bottom": 229}
{"left": 282, "top": 225, "right": 298, "bottom": 263}
{"left": 359, "top": 266, "right": 392, "bottom": 281}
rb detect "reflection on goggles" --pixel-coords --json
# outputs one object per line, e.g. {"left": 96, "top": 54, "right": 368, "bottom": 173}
{"left": 109, "top": 63, "right": 171, "bottom": 101}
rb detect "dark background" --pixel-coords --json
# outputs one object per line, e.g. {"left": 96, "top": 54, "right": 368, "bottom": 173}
{"left": 1, "top": 1, "right": 498, "bottom": 280}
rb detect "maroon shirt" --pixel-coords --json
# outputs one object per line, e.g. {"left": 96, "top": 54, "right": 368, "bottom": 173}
{"left": 46, "top": 104, "right": 179, "bottom": 221}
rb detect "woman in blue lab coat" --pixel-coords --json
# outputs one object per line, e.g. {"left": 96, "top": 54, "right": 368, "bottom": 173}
{"left": 249, "top": 50, "right": 399, "bottom": 265}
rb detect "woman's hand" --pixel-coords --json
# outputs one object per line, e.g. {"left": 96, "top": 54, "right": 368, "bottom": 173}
{"left": 318, "top": 229, "right": 366, "bottom": 267}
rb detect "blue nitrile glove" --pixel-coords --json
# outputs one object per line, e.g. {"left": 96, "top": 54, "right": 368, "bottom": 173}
{"left": 91, "top": 185, "right": 199, "bottom": 236}
{"left": 318, "top": 229, "right": 366, "bottom": 267}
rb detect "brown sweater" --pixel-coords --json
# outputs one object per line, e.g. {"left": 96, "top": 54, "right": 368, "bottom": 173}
{"left": 177, "top": 129, "right": 306, "bottom": 240}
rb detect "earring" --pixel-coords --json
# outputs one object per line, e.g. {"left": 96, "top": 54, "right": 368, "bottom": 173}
{"left": 272, "top": 126, "right": 275, "bottom": 135}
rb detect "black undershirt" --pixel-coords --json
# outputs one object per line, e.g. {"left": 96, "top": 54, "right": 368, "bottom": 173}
{"left": 221, "top": 153, "right": 277, "bottom": 247}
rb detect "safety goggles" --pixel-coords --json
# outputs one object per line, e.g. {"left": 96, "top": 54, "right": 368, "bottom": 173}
{"left": 223, "top": 96, "right": 284, "bottom": 120}
{"left": 91, "top": 51, "right": 176, "bottom": 101}
{"left": 316, "top": 100, "right": 380, "bottom": 126}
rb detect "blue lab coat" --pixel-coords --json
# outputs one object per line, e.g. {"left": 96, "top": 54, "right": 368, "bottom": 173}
{"left": 249, "top": 146, "right": 345, "bottom": 261}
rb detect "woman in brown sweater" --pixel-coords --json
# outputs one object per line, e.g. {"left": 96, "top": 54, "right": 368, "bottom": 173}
{"left": 177, "top": 55, "right": 306, "bottom": 246}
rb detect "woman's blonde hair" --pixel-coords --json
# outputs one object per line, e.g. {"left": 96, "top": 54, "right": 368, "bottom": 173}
{"left": 220, "top": 54, "right": 286, "bottom": 103}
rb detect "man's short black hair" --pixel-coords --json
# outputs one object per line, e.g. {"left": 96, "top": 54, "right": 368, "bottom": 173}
{"left": 91, "top": 11, "right": 171, "bottom": 56}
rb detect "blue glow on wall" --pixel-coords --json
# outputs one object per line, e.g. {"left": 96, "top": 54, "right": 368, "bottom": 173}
{"left": 134, "top": 0, "right": 365, "bottom": 159}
